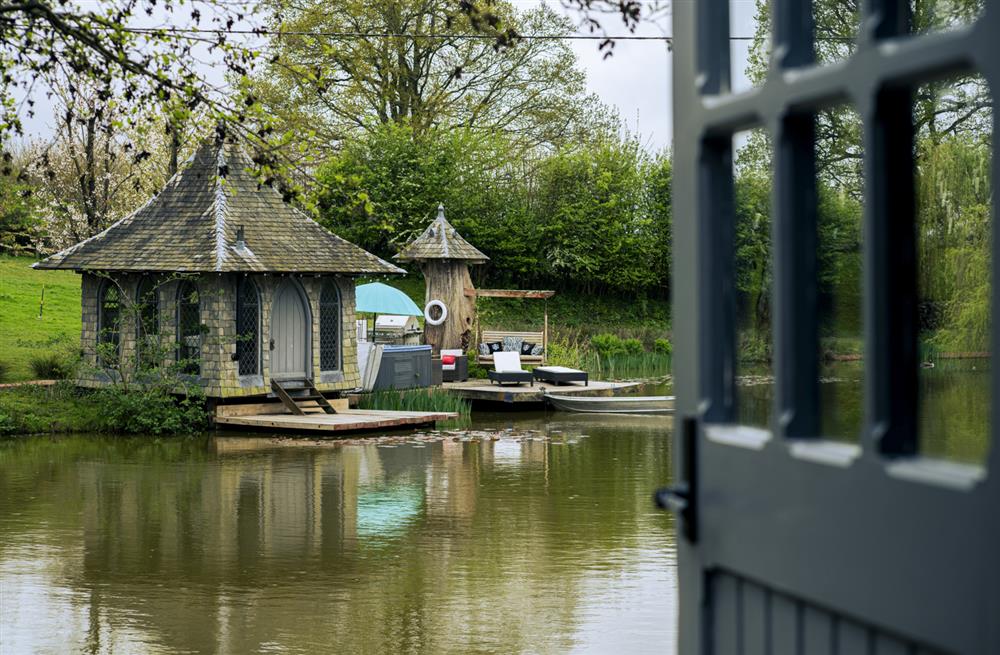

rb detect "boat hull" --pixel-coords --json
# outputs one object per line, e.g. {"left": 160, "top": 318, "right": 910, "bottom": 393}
{"left": 544, "top": 394, "right": 675, "bottom": 414}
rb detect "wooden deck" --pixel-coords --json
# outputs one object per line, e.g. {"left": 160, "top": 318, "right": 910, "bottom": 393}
{"left": 214, "top": 402, "right": 456, "bottom": 434}
{"left": 442, "top": 379, "right": 641, "bottom": 404}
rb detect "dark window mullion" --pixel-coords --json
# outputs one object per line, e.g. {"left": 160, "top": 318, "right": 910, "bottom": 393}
{"left": 697, "top": 0, "right": 730, "bottom": 95}
{"left": 862, "top": 0, "right": 911, "bottom": 40}
{"left": 863, "top": 85, "right": 918, "bottom": 456}
{"left": 991, "top": 103, "right": 1000, "bottom": 474}
{"left": 770, "top": 0, "right": 814, "bottom": 70}
{"left": 772, "top": 113, "right": 820, "bottom": 439}
{"left": 701, "top": 136, "right": 737, "bottom": 423}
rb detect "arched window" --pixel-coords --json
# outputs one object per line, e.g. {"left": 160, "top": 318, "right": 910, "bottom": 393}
{"left": 176, "top": 281, "right": 201, "bottom": 375}
{"left": 320, "top": 281, "right": 341, "bottom": 371}
{"left": 98, "top": 280, "right": 121, "bottom": 364}
{"left": 235, "top": 278, "right": 260, "bottom": 376}
{"left": 136, "top": 277, "right": 159, "bottom": 368}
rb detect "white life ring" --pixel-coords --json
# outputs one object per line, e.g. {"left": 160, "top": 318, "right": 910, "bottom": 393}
{"left": 424, "top": 299, "right": 448, "bottom": 326}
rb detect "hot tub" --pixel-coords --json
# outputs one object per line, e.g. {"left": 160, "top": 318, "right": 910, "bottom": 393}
{"left": 373, "top": 344, "right": 434, "bottom": 390}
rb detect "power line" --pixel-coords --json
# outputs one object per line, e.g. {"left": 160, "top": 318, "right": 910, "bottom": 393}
{"left": 121, "top": 26, "right": 685, "bottom": 40}
{"left": 71, "top": 24, "right": 766, "bottom": 42}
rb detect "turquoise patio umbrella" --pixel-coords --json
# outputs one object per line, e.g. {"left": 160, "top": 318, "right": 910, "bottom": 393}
{"left": 355, "top": 282, "right": 422, "bottom": 343}
{"left": 355, "top": 282, "right": 422, "bottom": 316}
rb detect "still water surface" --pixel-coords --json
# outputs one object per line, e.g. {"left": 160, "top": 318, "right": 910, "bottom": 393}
{"left": 0, "top": 362, "right": 990, "bottom": 654}
{"left": 0, "top": 412, "right": 676, "bottom": 654}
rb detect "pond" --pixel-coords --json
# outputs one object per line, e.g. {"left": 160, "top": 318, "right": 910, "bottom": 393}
{"left": 0, "top": 412, "right": 676, "bottom": 654}
{"left": 0, "top": 361, "right": 989, "bottom": 654}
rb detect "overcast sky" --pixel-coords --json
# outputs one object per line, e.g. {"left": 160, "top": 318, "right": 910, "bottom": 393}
{"left": 16, "top": 0, "right": 760, "bottom": 153}
{"left": 542, "top": 0, "right": 758, "bottom": 152}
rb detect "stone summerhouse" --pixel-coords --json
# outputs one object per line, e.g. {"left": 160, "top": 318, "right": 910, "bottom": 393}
{"left": 34, "top": 137, "right": 403, "bottom": 398}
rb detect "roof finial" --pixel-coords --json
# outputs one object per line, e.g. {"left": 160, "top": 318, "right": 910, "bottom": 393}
{"left": 214, "top": 120, "right": 227, "bottom": 145}
{"left": 437, "top": 204, "right": 446, "bottom": 220}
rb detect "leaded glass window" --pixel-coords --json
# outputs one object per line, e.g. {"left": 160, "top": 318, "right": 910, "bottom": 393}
{"left": 98, "top": 281, "right": 121, "bottom": 364}
{"left": 136, "top": 277, "right": 159, "bottom": 368}
{"left": 320, "top": 282, "right": 341, "bottom": 371}
{"left": 176, "top": 281, "right": 201, "bottom": 375}
{"left": 236, "top": 278, "right": 260, "bottom": 376}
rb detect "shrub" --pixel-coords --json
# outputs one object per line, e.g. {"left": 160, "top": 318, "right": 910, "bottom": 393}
{"left": 654, "top": 338, "right": 673, "bottom": 355}
{"left": 739, "top": 333, "right": 771, "bottom": 363}
{"left": 590, "top": 333, "right": 625, "bottom": 357}
{"left": 467, "top": 358, "right": 489, "bottom": 379}
{"left": 0, "top": 411, "right": 15, "bottom": 435}
{"left": 29, "top": 352, "right": 76, "bottom": 380}
{"left": 622, "top": 338, "right": 644, "bottom": 355}
{"left": 545, "top": 338, "right": 585, "bottom": 369}
{"left": 96, "top": 386, "right": 208, "bottom": 436}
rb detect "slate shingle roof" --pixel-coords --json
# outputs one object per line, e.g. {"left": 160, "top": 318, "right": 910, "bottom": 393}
{"left": 35, "top": 139, "right": 404, "bottom": 275}
{"left": 394, "top": 205, "right": 489, "bottom": 263}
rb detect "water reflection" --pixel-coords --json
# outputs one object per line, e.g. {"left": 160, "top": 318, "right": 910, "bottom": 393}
{"left": 0, "top": 413, "right": 675, "bottom": 654}
{"left": 729, "top": 360, "right": 990, "bottom": 463}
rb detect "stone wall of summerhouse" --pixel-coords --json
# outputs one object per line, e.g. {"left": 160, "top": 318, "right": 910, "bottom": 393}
{"left": 78, "top": 272, "right": 360, "bottom": 398}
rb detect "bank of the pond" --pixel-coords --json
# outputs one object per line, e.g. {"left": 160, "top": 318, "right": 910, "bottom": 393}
{"left": 0, "top": 383, "right": 209, "bottom": 436}
{"left": 0, "top": 384, "right": 102, "bottom": 434}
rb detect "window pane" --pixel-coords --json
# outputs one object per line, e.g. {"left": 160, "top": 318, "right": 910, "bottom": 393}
{"left": 734, "top": 126, "right": 773, "bottom": 429}
{"left": 816, "top": 105, "right": 864, "bottom": 443}
{"left": 915, "top": 73, "right": 992, "bottom": 464}
{"left": 236, "top": 279, "right": 260, "bottom": 376}
{"left": 912, "top": 0, "right": 983, "bottom": 36}
{"left": 320, "top": 283, "right": 341, "bottom": 371}
{"left": 99, "top": 282, "right": 121, "bottom": 366}
{"left": 177, "top": 282, "right": 201, "bottom": 376}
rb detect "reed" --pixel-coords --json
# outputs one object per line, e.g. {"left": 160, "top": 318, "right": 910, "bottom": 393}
{"left": 581, "top": 352, "right": 673, "bottom": 381}
{"left": 356, "top": 388, "right": 471, "bottom": 425}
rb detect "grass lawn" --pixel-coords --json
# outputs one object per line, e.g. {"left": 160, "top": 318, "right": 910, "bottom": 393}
{"left": 0, "top": 255, "right": 81, "bottom": 382}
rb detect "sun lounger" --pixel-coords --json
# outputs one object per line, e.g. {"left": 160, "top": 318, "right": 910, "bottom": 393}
{"left": 532, "top": 366, "right": 588, "bottom": 386}
{"left": 487, "top": 351, "right": 533, "bottom": 386}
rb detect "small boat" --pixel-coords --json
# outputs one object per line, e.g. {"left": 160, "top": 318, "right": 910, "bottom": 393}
{"left": 544, "top": 392, "right": 675, "bottom": 414}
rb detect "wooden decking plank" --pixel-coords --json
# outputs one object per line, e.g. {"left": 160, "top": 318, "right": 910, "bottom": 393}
{"left": 215, "top": 408, "right": 457, "bottom": 434}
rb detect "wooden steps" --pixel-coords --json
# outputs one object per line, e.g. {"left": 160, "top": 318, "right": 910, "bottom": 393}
{"left": 270, "top": 378, "right": 338, "bottom": 415}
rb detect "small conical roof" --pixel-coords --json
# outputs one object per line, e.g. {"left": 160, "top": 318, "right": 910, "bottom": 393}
{"left": 394, "top": 205, "right": 489, "bottom": 263}
{"left": 35, "top": 138, "right": 403, "bottom": 275}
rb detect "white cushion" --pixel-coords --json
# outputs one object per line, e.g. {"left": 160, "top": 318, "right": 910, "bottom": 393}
{"left": 493, "top": 351, "right": 524, "bottom": 373}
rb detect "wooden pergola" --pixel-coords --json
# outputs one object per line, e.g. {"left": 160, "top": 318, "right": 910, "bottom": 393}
{"left": 464, "top": 288, "right": 556, "bottom": 347}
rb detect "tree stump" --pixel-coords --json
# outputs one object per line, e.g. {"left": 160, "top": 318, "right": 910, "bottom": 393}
{"left": 421, "top": 260, "right": 476, "bottom": 355}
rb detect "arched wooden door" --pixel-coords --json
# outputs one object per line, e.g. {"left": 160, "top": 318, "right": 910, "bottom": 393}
{"left": 270, "top": 280, "right": 310, "bottom": 380}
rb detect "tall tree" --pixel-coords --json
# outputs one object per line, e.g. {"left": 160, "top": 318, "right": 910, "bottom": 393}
{"left": 0, "top": 0, "right": 265, "bottom": 148}
{"left": 744, "top": 0, "right": 989, "bottom": 190}
{"left": 0, "top": 146, "right": 43, "bottom": 253}
{"left": 249, "top": 0, "right": 619, "bottom": 153}
{"left": 26, "top": 82, "right": 208, "bottom": 245}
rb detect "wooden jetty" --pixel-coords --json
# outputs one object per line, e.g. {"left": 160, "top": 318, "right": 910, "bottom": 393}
{"left": 441, "top": 379, "right": 641, "bottom": 404}
{"left": 213, "top": 401, "right": 456, "bottom": 434}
